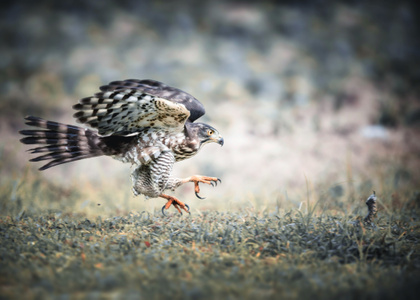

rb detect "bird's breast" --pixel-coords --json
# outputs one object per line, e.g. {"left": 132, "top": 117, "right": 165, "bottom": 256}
{"left": 114, "top": 130, "right": 198, "bottom": 164}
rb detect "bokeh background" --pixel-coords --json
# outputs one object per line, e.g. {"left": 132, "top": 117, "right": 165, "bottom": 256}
{"left": 1, "top": 0, "right": 419, "bottom": 215}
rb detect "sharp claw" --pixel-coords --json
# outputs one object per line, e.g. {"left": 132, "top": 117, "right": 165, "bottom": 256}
{"left": 195, "top": 191, "right": 205, "bottom": 199}
{"left": 173, "top": 203, "right": 183, "bottom": 215}
{"left": 162, "top": 204, "right": 190, "bottom": 216}
{"left": 211, "top": 181, "right": 215, "bottom": 187}
{"left": 217, "top": 178, "right": 222, "bottom": 184}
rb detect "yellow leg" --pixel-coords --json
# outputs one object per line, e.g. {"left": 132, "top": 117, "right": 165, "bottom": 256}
{"left": 160, "top": 194, "right": 190, "bottom": 215}
{"left": 181, "top": 175, "right": 221, "bottom": 199}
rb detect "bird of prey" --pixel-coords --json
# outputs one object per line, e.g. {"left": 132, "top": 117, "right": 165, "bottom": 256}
{"left": 20, "top": 79, "right": 224, "bottom": 214}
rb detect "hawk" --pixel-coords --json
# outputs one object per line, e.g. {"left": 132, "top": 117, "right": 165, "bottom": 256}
{"left": 20, "top": 79, "right": 224, "bottom": 214}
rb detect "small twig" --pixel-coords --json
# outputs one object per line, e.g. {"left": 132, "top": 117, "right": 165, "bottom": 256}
{"left": 364, "top": 191, "right": 377, "bottom": 225}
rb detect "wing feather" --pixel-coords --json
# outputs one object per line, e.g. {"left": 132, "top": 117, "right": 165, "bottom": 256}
{"left": 73, "top": 86, "right": 191, "bottom": 136}
{"left": 99, "top": 79, "right": 205, "bottom": 122}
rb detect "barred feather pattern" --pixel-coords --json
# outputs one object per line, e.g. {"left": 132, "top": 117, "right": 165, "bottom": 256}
{"left": 20, "top": 117, "right": 207, "bottom": 199}
{"left": 99, "top": 79, "right": 205, "bottom": 123}
{"left": 19, "top": 116, "right": 105, "bottom": 170}
{"left": 73, "top": 89, "right": 190, "bottom": 136}
{"left": 131, "top": 151, "right": 180, "bottom": 197}
{"left": 119, "top": 128, "right": 200, "bottom": 197}
{"left": 115, "top": 126, "right": 200, "bottom": 165}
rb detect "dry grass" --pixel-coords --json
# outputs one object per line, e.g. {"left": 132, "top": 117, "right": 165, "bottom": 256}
{"left": 1, "top": 168, "right": 419, "bottom": 299}
{"left": 1, "top": 2, "right": 420, "bottom": 298}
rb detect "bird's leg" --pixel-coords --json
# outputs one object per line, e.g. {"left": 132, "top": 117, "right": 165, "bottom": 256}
{"left": 181, "top": 175, "right": 221, "bottom": 199}
{"left": 160, "top": 194, "right": 190, "bottom": 215}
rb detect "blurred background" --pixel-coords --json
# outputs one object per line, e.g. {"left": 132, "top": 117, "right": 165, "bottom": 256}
{"left": 1, "top": 0, "right": 419, "bottom": 216}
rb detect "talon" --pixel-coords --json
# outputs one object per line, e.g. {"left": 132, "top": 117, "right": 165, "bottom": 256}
{"left": 195, "top": 191, "right": 205, "bottom": 199}
{"left": 185, "top": 204, "right": 191, "bottom": 215}
{"left": 173, "top": 202, "right": 183, "bottom": 215}
{"left": 186, "top": 175, "right": 221, "bottom": 201}
{"left": 160, "top": 194, "right": 189, "bottom": 216}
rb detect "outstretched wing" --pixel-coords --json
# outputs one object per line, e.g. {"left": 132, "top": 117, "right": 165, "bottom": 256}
{"left": 73, "top": 79, "right": 205, "bottom": 136}
{"left": 100, "top": 79, "right": 205, "bottom": 123}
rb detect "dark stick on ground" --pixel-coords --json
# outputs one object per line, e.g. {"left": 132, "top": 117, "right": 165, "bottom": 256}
{"left": 364, "top": 191, "right": 377, "bottom": 225}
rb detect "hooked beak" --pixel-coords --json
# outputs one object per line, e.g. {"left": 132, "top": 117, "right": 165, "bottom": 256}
{"left": 208, "top": 135, "right": 224, "bottom": 146}
{"left": 218, "top": 136, "right": 224, "bottom": 146}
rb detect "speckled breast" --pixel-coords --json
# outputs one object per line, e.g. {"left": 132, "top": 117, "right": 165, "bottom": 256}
{"left": 114, "top": 128, "right": 199, "bottom": 165}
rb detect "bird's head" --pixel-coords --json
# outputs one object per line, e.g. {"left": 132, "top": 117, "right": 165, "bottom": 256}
{"left": 187, "top": 123, "right": 224, "bottom": 147}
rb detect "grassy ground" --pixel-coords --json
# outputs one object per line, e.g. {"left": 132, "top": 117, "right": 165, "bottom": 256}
{"left": 1, "top": 2, "right": 420, "bottom": 299}
{"left": 1, "top": 170, "right": 419, "bottom": 300}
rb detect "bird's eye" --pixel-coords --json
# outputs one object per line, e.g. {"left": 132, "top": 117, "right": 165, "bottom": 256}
{"left": 207, "top": 129, "right": 214, "bottom": 136}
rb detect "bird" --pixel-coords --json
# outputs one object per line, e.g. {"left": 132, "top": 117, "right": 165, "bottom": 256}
{"left": 19, "top": 79, "right": 224, "bottom": 214}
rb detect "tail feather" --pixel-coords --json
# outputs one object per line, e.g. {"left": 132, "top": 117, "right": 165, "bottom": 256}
{"left": 19, "top": 116, "right": 104, "bottom": 170}
{"left": 27, "top": 145, "right": 85, "bottom": 154}
{"left": 23, "top": 116, "right": 82, "bottom": 133}
{"left": 29, "top": 151, "right": 87, "bottom": 162}
{"left": 35, "top": 154, "right": 95, "bottom": 171}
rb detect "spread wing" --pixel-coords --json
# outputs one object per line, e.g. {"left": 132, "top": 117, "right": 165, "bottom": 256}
{"left": 73, "top": 79, "right": 206, "bottom": 136}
